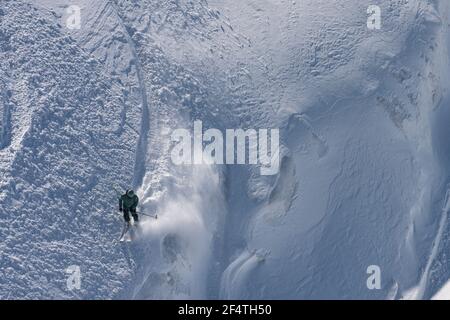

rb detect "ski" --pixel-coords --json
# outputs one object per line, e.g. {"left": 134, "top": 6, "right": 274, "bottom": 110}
{"left": 119, "top": 222, "right": 130, "bottom": 242}
{"left": 119, "top": 221, "right": 143, "bottom": 242}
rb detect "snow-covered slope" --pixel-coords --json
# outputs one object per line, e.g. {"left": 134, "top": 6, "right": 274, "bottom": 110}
{"left": 0, "top": 0, "right": 144, "bottom": 298}
{"left": 1, "top": 0, "right": 450, "bottom": 299}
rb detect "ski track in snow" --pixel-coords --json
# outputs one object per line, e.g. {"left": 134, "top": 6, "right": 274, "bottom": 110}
{"left": 1, "top": 0, "right": 450, "bottom": 299}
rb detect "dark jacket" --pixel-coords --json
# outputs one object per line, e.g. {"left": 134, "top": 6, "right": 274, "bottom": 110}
{"left": 119, "top": 194, "right": 139, "bottom": 211}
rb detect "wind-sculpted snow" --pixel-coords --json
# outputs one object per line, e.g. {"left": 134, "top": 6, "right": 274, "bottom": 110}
{"left": 1, "top": 0, "right": 450, "bottom": 299}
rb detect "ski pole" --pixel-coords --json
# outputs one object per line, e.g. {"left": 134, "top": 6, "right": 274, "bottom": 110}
{"left": 136, "top": 211, "right": 158, "bottom": 219}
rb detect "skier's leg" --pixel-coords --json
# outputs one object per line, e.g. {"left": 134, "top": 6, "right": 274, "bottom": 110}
{"left": 123, "top": 209, "right": 130, "bottom": 223}
{"left": 131, "top": 208, "right": 138, "bottom": 222}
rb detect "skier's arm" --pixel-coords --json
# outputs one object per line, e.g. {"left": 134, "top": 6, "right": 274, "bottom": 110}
{"left": 119, "top": 196, "right": 123, "bottom": 211}
{"left": 132, "top": 197, "right": 139, "bottom": 211}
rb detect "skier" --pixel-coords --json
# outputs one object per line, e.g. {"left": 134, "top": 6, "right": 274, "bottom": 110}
{"left": 119, "top": 189, "right": 139, "bottom": 224}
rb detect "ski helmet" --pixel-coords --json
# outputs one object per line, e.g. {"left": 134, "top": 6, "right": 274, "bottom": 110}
{"left": 127, "top": 190, "right": 135, "bottom": 197}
